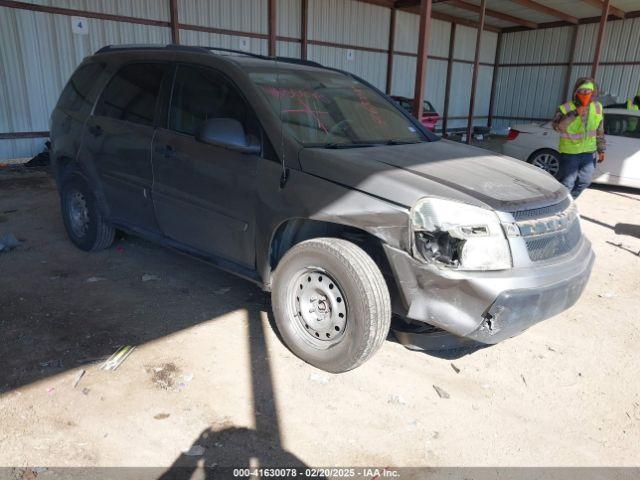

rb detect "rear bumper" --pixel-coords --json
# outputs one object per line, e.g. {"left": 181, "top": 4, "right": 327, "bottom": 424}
{"left": 383, "top": 237, "right": 595, "bottom": 344}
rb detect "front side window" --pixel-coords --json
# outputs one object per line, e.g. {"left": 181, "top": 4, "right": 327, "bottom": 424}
{"left": 169, "top": 65, "right": 258, "bottom": 138}
{"left": 604, "top": 114, "right": 640, "bottom": 139}
{"left": 94, "top": 63, "right": 168, "bottom": 126}
{"left": 248, "top": 68, "right": 426, "bottom": 146}
{"left": 58, "top": 62, "right": 106, "bottom": 112}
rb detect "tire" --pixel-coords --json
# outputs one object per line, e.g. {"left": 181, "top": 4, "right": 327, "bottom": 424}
{"left": 527, "top": 148, "right": 561, "bottom": 179}
{"left": 272, "top": 238, "right": 391, "bottom": 373}
{"left": 60, "top": 174, "right": 115, "bottom": 252}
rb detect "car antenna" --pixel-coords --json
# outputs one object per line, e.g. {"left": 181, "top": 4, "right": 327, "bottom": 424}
{"left": 277, "top": 57, "right": 289, "bottom": 189}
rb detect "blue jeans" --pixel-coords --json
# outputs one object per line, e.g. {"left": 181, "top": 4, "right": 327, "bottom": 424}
{"left": 559, "top": 152, "right": 596, "bottom": 199}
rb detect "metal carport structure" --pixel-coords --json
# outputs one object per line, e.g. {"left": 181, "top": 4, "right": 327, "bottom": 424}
{"left": 1, "top": 0, "right": 639, "bottom": 158}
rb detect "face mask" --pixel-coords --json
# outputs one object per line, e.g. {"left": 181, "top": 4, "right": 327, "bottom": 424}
{"left": 576, "top": 92, "right": 592, "bottom": 107}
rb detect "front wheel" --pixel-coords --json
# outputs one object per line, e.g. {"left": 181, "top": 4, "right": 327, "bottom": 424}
{"left": 271, "top": 238, "right": 391, "bottom": 373}
{"left": 528, "top": 148, "right": 561, "bottom": 179}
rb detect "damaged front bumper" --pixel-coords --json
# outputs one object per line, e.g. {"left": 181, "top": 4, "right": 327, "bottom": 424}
{"left": 383, "top": 236, "right": 595, "bottom": 344}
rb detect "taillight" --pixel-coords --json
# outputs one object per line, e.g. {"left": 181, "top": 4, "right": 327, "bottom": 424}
{"left": 506, "top": 129, "right": 520, "bottom": 140}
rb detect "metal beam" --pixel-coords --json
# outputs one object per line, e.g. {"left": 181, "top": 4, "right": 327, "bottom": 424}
{"left": 581, "top": 0, "right": 625, "bottom": 18}
{"left": 487, "top": 31, "right": 502, "bottom": 128}
{"left": 169, "top": 0, "right": 179, "bottom": 44}
{"left": 412, "top": 0, "right": 433, "bottom": 119}
{"left": 591, "top": 0, "right": 611, "bottom": 79}
{"left": 397, "top": 3, "right": 501, "bottom": 32}
{"left": 508, "top": 0, "right": 578, "bottom": 24}
{"left": 301, "top": 0, "right": 308, "bottom": 60}
{"left": 386, "top": 8, "right": 397, "bottom": 94}
{"left": 466, "top": 0, "right": 486, "bottom": 144}
{"left": 441, "top": 22, "right": 456, "bottom": 136}
{"left": 563, "top": 25, "right": 579, "bottom": 98}
{"left": 0, "top": 0, "right": 170, "bottom": 27}
{"left": 447, "top": 0, "right": 537, "bottom": 29}
{"left": 268, "top": 0, "right": 277, "bottom": 56}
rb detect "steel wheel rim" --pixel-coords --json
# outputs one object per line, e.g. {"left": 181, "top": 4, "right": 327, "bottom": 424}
{"left": 67, "top": 189, "right": 90, "bottom": 238}
{"left": 532, "top": 153, "right": 559, "bottom": 176}
{"left": 289, "top": 267, "right": 348, "bottom": 349}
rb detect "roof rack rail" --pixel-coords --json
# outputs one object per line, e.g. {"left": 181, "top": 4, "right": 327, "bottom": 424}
{"left": 95, "top": 44, "right": 213, "bottom": 55}
{"left": 94, "top": 44, "right": 326, "bottom": 69}
{"left": 201, "top": 46, "right": 268, "bottom": 59}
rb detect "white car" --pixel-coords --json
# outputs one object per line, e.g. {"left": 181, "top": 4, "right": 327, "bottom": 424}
{"left": 502, "top": 108, "right": 640, "bottom": 189}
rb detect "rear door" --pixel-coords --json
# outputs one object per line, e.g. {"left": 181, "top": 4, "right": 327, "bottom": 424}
{"left": 83, "top": 62, "right": 169, "bottom": 233}
{"left": 152, "top": 64, "right": 261, "bottom": 268}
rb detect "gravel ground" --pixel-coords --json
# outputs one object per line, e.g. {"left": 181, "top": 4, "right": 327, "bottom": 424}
{"left": 0, "top": 169, "right": 639, "bottom": 471}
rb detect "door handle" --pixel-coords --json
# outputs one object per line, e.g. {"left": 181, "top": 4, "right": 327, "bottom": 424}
{"left": 88, "top": 124, "right": 103, "bottom": 137}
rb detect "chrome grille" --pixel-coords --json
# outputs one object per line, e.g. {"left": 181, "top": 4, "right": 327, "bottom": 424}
{"left": 524, "top": 219, "right": 582, "bottom": 262}
{"left": 512, "top": 199, "right": 582, "bottom": 262}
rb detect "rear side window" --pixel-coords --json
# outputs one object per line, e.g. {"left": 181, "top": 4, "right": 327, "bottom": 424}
{"left": 94, "top": 63, "right": 168, "bottom": 126}
{"left": 57, "top": 63, "right": 106, "bottom": 112}
{"left": 168, "top": 65, "right": 259, "bottom": 137}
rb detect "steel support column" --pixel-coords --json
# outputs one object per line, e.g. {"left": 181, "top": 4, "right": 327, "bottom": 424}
{"left": 466, "top": 0, "right": 486, "bottom": 144}
{"left": 487, "top": 31, "right": 502, "bottom": 129}
{"left": 591, "top": 0, "right": 611, "bottom": 79}
{"left": 268, "top": 0, "right": 277, "bottom": 57}
{"left": 169, "top": 0, "right": 179, "bottom": 43}
{"left": 412, "top": 0, "right": 433, "bottom": 119}
{"left": 301, "top": 0, "right": 308, "bottom": 60}
{"left": 441, "top": 22, "right": 456, "bottom": 137}
{"left": 386, "top": 7, "right": 397, "bottom": 94}
{"left": 563, "top": 25, "right": 579, "bottom": 98}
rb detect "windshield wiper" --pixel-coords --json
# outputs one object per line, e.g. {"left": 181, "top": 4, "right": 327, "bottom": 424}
{"left": 322, "top": 143, "right": 376, "bottom": 149}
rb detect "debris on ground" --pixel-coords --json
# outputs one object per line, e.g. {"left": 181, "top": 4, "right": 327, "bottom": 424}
{"left": 85, "top": 276, "right": 105, "bottom": 283}
{"left": 101, "top": 346, "right": 135, "bottom": 371}
{"left": 39, "top": 359, "right": 63, "bottom": 369}
{"left": 0, "top": 233, "right": 21, "bottom": 253}
{"left": 182, "top": 445, "right": 205, "bottom": 456}
{"left": 213, "top": 287, "right": 231, "bottom": 294}
{"left": 598, "top": 292, "right": 617, "bottom": 299}
{"left": 388, "top": 394, "right": 408, "bottom": 406}
{"left": 141, "top": 274, "right": 160, "bottom": 282}
{"left": 432, "top": 385, "right": 450, "bottom": 399}
{"left": 521, "top": 374, "right": 527, "bottom": 387}
{"left": 450, "top": 363, "right": 460, "bottom": 374}
{"left": 82, "top": 388, "right": 90, "bottom": 396}
{"left": 148, "top": 362, "right": 180, "bottom": 390}
{"left": 154, "top": 413, "right": 170, "bottom": 420}
{"left": 73, "top": 369, "right": 86, "bottom": 388}
{"left": 46, "top": 387, "right": 55, "bottom": 396}
{"left": 308, "top": 372, "right": 330, "bottom": 385}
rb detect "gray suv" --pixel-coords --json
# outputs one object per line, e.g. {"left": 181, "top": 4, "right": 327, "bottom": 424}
{"left": 50, "top": 45, "right": 594, "bottom": 372}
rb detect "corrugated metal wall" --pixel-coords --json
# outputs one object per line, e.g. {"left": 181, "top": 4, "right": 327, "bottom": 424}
{"left": 390, "top": 15, "right": 497, "bottom": 131}
{"left": 494, "top": 16, "right": 640, "bottom": 132}
{"left": 0, "top": 5, "right": 171, "bottom": 159}
{"left": 1, "top": 0, "right": 499, "bottom": 159}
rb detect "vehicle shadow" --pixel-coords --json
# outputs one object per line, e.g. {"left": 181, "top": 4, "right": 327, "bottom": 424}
{"left": 157, "top": 310, "right": 313, "bottom": 478}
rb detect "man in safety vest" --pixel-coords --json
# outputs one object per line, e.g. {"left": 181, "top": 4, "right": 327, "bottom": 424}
{"left": 552, "top": 77, "right": 606, "bottom": 199}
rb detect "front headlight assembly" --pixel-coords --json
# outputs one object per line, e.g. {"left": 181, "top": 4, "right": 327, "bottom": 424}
{"left": 410, "top": 197, "right": 512, "bottom": 271}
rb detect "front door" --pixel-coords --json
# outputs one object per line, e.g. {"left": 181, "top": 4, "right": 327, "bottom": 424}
{"left": 152, "top": 65, "right": 260, "bottom": 268}
{"left": 83, "top": 62, "right": 169, "bottom": 233}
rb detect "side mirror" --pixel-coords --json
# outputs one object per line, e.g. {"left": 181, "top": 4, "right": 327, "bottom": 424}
{"left": 195, "top": 118, "right": 261, "bottom": 155}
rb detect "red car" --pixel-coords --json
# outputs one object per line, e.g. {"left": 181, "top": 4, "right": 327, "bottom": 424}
{"left": 391, "top": 96, "right": 440, "bottom": 132}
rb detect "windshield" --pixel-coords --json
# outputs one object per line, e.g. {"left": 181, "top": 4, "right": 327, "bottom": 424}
{"left": 248, "top": 67, "right": 425, "bottom": 147}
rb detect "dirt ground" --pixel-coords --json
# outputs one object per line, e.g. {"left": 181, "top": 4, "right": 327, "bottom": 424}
{"left": 1, "top": 168, "right": 639, "bottom": 471}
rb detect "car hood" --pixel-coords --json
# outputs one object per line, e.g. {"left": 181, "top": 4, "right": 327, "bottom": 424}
{"left": 299, "top": 139, "right": 567, "bottom": 212}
